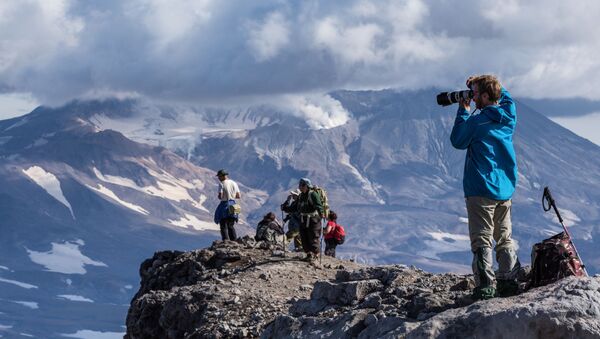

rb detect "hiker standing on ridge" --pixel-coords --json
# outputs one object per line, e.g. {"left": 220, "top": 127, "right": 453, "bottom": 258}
{"left": 324, "top": 211, "right": 345, "bottom": 258}
{"left": 213, "top": 169, "right": 241, "bottom": 241}
{"left": 281, "top": 189, "right": 302, "bottom": 251}
{"left": 450, "top": 75, "right": 521, "bottom": 300}
{"left": 296, "top": 178, "right": 324, "bottom": 262}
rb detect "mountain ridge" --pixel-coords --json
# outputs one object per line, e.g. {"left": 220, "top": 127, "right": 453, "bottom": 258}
{"left": 2, "top": 89, "right": 600, "bottom": 335}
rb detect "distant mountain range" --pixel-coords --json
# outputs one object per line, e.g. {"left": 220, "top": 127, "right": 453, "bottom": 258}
{"left": 1, "top": 89, "right": 599, "bottom": 336}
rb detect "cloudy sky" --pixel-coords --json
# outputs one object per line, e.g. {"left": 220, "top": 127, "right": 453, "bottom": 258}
{"left": 1, "top": 0, "right": 600, "bottom": 141}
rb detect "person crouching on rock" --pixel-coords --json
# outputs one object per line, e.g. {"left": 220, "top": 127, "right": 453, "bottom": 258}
{"left": 213, "top": 169, "right": 241, "bottom": 241}
{"left": 296, "top": 178, "right": 324, "bottom": 262}
{"left": 324, "top": 211, "right": 345, "bottom": 258}
{"left": 255, "top": 212, "right": 284, "bottom": 243}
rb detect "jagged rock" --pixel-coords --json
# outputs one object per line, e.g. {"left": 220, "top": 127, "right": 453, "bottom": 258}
{"left": 126, "top": 240, "right": 600, "bottom": 339}
{"left": 450, "top": 278, "right": 475, "bottom": 291}
{"left": 312, "top": 279, "right": 384, "bottom": 305}
{"left": 335, "top": 265, "right": 406, "bottom": 284}
{"left": 125, "top": 238, "right": 362, "bottom": 338}
{"left": 358, "top": 293, "right": 382, "bottom": 309}
{"left": 262, "top": 310, "right": 371, "bottom": 339}
{"left": 406, "top": 292, "right": 460, "bottom": 319}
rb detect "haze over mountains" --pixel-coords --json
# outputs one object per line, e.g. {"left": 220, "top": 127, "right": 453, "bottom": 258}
{"left": 1, "top": 89, "right": 600, "bottom": 336}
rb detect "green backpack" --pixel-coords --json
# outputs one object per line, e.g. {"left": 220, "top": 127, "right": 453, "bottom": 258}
{"left": 311, "top": 186, "right": 330, "bottom": 219}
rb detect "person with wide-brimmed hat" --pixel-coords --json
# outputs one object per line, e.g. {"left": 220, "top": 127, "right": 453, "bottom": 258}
{"left": 213, "top": 169, "right": 241, "bottom": 241}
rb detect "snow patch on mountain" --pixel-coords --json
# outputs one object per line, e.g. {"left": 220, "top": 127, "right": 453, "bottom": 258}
{"left": 22, "top": 166, "right": 75, "bottom": 219}
{"left": 61, "top": 329, "right": 125, "bottom": 339}
{"left": 89, "top": 105, "right": 260, "bottom": 153}
{"left": 0, "top": 277, "right": 38, "bottom": 289}
{"left": 338, "top": 151, "right": 385, "bottom": 204}
{"left": 4, "top": 116, "right": 28, "bottom": 131}
{"left": 86, "top": 183, "right": 149, "bottom": 215}
{"left": 417, "top": 231, "right": 470, "bottom": 260}
{"left": 58, "top": 295, "right": 94, "bottom": 303}
{"left": 92, "top": 167, "right": 208, "bottom": 212}
{"left": 168, "top": 213, "right": 219, "bottom": 231}
{"left": 26, "top": 137, "right": 48, "bottom": 148}
{"left": 543, "top": 208, "right": 581, "bottom": 227}
{"left": 26, "top": 240, "right": 108, "bottom": 274}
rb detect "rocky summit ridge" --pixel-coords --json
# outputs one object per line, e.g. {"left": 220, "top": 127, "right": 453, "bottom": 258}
{"left": 125, "top": 239, "right": 600, "bottom": 338}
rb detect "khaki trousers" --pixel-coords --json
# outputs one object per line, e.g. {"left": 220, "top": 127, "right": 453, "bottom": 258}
{"left": 466, "top": 196, "right": 520, "bottom": 286}
{"left": 286, "top": 228, "right": 302, "bottom": 249}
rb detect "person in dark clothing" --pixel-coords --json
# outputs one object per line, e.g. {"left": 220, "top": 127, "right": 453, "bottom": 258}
{"left": 324, "top": 211, "right": 340, "bottom": 257}
{"left": 281, "top": 189, "right": 302, "bottom": 251}
{"left": 255, "top": 212, "right": 284, "bottom": 243}
{"left": 296, "top": 178, "right": 324, "bottom": 262}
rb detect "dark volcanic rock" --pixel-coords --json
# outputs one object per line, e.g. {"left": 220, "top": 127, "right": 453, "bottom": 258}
{"left": 126, "top": 240, "right": 600, "bottom": 339}
{"left": 125, "top": 238, "right": 363, "bottom": 338}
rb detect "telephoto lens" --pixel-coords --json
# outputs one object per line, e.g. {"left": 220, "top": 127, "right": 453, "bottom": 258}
{"left": 436, "top": 90, "right": 473, "bottom": 106}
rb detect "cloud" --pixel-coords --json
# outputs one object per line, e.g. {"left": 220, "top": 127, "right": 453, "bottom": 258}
{"left": 280, "top": 94, "right": 351, "bottom": 129}
{"left": 247, "top": 11, "right": 290, "bottom": 62}
{"left": 2, "top": 0, "right": 600, "bottom": 107}
{"left": 0, "top": 0, "right": 83, "bottom": 73}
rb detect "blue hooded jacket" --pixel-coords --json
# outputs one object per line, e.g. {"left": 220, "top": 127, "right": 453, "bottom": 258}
{"left": 450, "top": 88, "right": 518, "bottom": 200}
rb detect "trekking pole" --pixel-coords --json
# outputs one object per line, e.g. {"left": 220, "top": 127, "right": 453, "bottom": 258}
{"left": 542, "top": 186, "right": 588, "bottom": 276}
{"left": 320, "top": 218, "right": 324, "bottom": 265}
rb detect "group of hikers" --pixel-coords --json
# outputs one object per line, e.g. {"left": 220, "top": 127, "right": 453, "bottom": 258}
{"left": 213, "top": 74, "right": 523, "bottom": 300}
{"left": 213, "top": 171, "right": 345, "bottom": 263}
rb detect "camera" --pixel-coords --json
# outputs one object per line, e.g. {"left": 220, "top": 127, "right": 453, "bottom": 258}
{"left": 436, "top": 90, "right": 473, "bottom": 106}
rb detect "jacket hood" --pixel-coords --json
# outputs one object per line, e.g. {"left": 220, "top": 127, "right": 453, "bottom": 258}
{"left": 482, "top": 105, "right": 513, "bottom": 125}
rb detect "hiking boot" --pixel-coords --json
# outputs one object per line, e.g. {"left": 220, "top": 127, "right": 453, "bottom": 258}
{"left": 303, "top": 253, "right": 313, "bottom": 262}
{"left": 472, "top": 286, "right": 496, "bottom": 300}
{"left": 497, "top": 279, "right": 519, "bottom": 297}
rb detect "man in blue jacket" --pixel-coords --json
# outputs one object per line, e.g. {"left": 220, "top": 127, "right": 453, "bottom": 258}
{"left": 450, "top": 75, "right": 521, "bottom": 300}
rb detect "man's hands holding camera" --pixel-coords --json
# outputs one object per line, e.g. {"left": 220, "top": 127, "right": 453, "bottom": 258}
{"left": 460, "top": 76, "right": 476, "bottom": 111}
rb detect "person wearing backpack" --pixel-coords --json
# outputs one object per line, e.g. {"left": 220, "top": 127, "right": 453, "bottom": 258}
{"left": 255, "top": 212, "right": 284, "bottom": 243}
{"left": 296, "top": 178, "right": 324, "bottom": 262}
{"left": 213, "top": 169, "right": 241, "bottom": 241}
{"left": 324, "top": 211, "right": 345, "bottom": 257}
{"left": 281, "top": 189, "right": 302, "bottom": 251}
{"left": 450, "top": 75, "right": 521, "bottom": 300}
